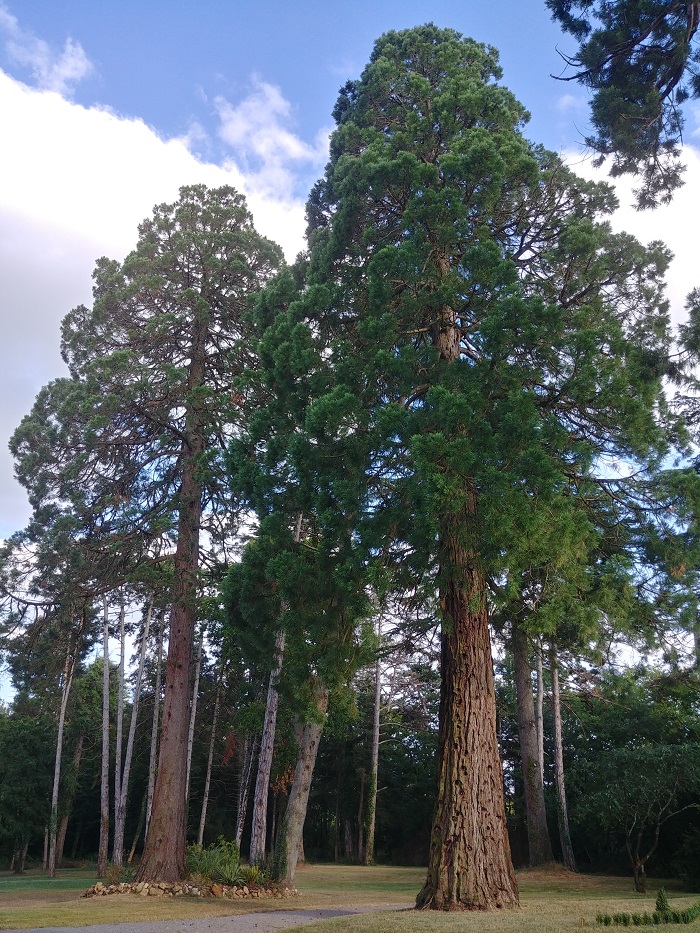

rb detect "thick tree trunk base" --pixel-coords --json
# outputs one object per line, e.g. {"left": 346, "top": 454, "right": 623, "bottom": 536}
{"left": 416, "top": 534, "right": 519, "bottom": 911}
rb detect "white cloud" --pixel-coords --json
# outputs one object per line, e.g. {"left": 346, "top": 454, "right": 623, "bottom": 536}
{"left": 0, "top": 2, "right": 92, "bottom": 95}
{"left": 564, "top": 147, "right": 700, "bottom": 328}
{"left": 0, "top": 69, "right": 309, "bottom": 537}
{"left": 215, "top": 76, "right": 329, "bottom": 199}
{"left": 556, "top": 93, "right": 586, "bottom": 115}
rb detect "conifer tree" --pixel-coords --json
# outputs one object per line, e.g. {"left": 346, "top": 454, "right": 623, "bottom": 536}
{"left": 12, "top": 185, "right": 282, "bottom": 881}
{"left": 250, "top": 26, "right": 675, "bottom": 909}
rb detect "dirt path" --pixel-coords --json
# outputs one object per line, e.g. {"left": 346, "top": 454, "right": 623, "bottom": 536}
{"left": 0, "top": 904, "right": 408, "bottom": 933}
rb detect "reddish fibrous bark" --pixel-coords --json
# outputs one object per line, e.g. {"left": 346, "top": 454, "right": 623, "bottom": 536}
{"left": 417, "top": 295, "right": 518, "bottom": 910}
{"left": 136, "top": 311, "right": 207, "bottom": 883}
{"left": 416, "top": 528, "right": 519, "bottom": 910}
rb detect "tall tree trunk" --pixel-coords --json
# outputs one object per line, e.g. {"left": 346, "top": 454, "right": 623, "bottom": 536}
{"left": 416, "top": 519, "right": 519, "bottom": 910}
{"left": 136, "top": 316, "right": 207, "bottom": 882}
{"left": 550, "top": 640, "right": 576, "bottom": 872}
{"left": 98, "top": 599, "right": 110, "bottom": 878}
{"left": 145, "top": 621, "right": 164, "bottom": 838}
{"left": 417, "top": 282, "right": 517, "bottom": 910}
{"left": 18, "top": 840, "right": 28, "bottom": 874}
{"left": 235, "top": 733, "right": 257, "bottom": 849}
{"left": 128, "top": 791, "right": 147, "bottom": 864}
{"left": 274, "top": 678, "right": 328, "bottom": 886}
{"left": 112, "top": 601, "right": 126, "bottom": 866}
{"left": 56, "top": 733, "right": 85, "bottom": 867}
{"left": 250, "top": 513, "right": 301, "bottom": 863}
{"left": 250, "top": 628, "right": 286, "bottom": 864}
{"left": 357, "top": 772, "right": 365, "bottom": 865}
{"left": 364, "top": 617, "right": 381, "bottom": 865}
{"left": 48, "top": 632, "right": 79, "bottom": 878}
{"left": 535, "top": 637, "right": 545, "bottom": 782}
{"left": 185, "top": 627, "right": 204, "bottom": 803}
{"left": 512, "top": 620, "right": 553, "bottom": 866}
{"left": 198, "top": 666, "right": 223, "bottom": 845}
{"left": 114, "top": 601, "right": 152, "bottom": 867}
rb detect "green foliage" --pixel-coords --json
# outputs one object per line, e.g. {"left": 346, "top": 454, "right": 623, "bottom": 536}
{"left": 547, "top": 0, "right": 700, "bottom": 206}
{"left": 674, "top": 830, "right": 700, "bottom": 890}
{"left": 656, "top": 889, "right": 671, "bottom": 916}
{"left": 595, "top": 895, "right": 700, "bottom": 925}
{"left": 239, "top": 863, "right": 269, "bottom": 886}
{"left": 186, "top": 838, "right": 244, "bottom": 886}
{"left": 0, "top": 713, "right": 53, "bottom": 858}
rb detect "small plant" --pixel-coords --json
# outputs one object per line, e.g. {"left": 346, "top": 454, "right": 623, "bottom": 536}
{"left": 239, "top": 863, "right": 268, "bottom": 886}
{"left": 186, "top": 838, "right": 244, "bottom": 886}
{"left": 656, "top": 889, "right": 671, "bottom": 916}
{"left": 103, "top": 864, "right": 135, "bottom": 885}
{"left": 595, "top": 894, "right": 700, "bottom": 926}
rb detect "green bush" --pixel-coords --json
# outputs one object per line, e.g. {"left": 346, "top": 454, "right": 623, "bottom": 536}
{"left": 239, "top": 863, "right": 268, "bottom": 886}
{"left": 186, "top": 838, "right": 244, "bottom": 886}
{"left": 595, "top": 892, "right": 700, "bottom": 926}
{"left": 656, "top": 889, "right": 671, "bottom": 916}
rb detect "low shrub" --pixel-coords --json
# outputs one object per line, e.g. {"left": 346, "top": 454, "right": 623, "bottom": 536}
{"left": 595, "top": 891, "right": 700, "bottom": 926}
{"left": 186, "top": 838, "right": 244, "bottom": 886}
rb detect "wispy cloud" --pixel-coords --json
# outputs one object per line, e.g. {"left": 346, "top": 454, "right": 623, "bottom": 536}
{"left": 690, "top": 102, "right": 700, "bottom": 138}
{"left": 215, "top": 77, "right": 329, "bottom": 199}
{"left": 556, "top": 93, "right": 586, "bottom": 115}
{"left": 0, "top": 2, "right": 93, "bottom": 96}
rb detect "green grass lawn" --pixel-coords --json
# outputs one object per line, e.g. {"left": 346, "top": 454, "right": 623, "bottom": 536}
{"left": 0, "top": 863, "right": 696, "bottom": 931}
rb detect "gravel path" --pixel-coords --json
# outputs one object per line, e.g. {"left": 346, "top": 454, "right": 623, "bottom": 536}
{"left": 1, "top": 905, "right": 408, "bottom": 933}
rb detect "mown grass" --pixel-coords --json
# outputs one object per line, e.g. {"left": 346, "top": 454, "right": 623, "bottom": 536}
{"left": 0, "top": 863, "right": 696, "bottom": 931}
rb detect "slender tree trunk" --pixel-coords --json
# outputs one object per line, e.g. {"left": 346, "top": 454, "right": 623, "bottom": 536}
{"left": 512, "top": 620, "right": 553, "bottom": 866}
{"left": 250, "top": 513, "right": 302, "bottom": 863}
{"left": 357, "top": 772, "right": 365, "bottom": 865}
{"left": 535, "top": 638, "right": 545, "bottom": 783}
{"left": 98, "top": 599, "right": 110, "bottom": 878}
{"left": 197, "top": 666, "right": 223, "bottom": 845}
{"left": 145, "top": 622, "right": 164, "bottom": 838}
{"left": 112, "top": 602, "right": 126, "bottom": 866}
{"left": 56, "top": 733, "right": 85, "bottom": 867}
{"left": 364, "top": 617, "right": 381, "bottom": 865}
{"left": 550, "top": 641, "right": 576, "bottom": 872}
{"left": 114, "top": 601, "right": 152, "bottom": 867}
{"left": 416, "top": 519, "right": 519, "bottom": 910}
{"left": 128, "top": 791, "right": 147, "bottom": 864}
{"left": 185, "top": 627, "right": 204, "bottom": 803}
{"left": 70, "top": 820, "right": 83, "bottom": 860}
{"left": 250, "top": 628, "right": 286, "bottom": 864}
{"left": 275, "top": 678, "right": 328, "bottom": 886}
{"left": 136, "top": 315, "right": 208, "bottom": 882}
{"left": 43, "top": 828, "right": 48, "bottom": 870}
{"left": 18, "top": 840, "right": 28, "bottom": 874}
{"left": 235, "top": 733, "right": 257, "bottom": 849}
{"left": 48, "top": 635, "right": 79, "bottom": 878}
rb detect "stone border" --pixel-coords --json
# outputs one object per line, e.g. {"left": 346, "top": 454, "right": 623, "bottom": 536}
{"left": 84, "top": 881, "right": 299, "bottom": 900}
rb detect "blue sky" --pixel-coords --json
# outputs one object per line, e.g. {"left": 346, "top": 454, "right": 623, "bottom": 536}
{"left": 1, "top": 0, "right": 699, "bottom": 539}
{"left": 11, "top": 1, "right": 576, "bottom": 169}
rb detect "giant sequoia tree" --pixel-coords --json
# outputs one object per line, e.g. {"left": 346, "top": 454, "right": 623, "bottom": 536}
{"left": 33, "top": 185, "right": 283, "bottom": 880}
{"left": 255, "top": 26, "right": 675, "bottom": 909}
